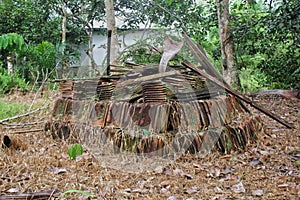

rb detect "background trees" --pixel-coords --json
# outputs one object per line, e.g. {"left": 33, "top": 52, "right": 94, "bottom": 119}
{"left": 231, "top": 0, "right": 300, "bottom": 89}
{"left": 0, "top": 0, "right": 299, "bottom": 92}
{"left": 115, "top": 0, "right": 299, "bottom": 90}
{"left": 0, "top": 0, "right": 61, "bottom": 44}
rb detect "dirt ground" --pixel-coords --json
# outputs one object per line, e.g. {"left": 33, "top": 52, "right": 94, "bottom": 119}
{"left": 0, "top": 91, "right": 299, "bottom": 199}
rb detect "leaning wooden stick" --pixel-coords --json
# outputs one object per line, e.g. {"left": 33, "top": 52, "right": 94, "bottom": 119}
{"left": 1, "top": 129, "right": 44, "bottom": 135}
{"left": 1, "top": 120, "right": 45, "bottom": 128}
{"left": 0, "top": 189, "right": 59, "bottom": 200}
{"left": 182, "top": 61, "right": 294, "bottom": 129}
{"left": 0, "top": 104, "right": 48, "bottom": 125}
{"left": 182, "top": 32, "right": 250, "bottom": 114}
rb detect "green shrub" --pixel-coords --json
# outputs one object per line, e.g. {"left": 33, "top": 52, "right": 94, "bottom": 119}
{"left": 0, "top": 68, "right": 29, "bottom": 94}
{"left": 239, "top": 67, "right": 269, "bottom": 93}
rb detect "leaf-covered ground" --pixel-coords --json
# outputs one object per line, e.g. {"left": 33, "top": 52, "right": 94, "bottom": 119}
{"left": 0, "top": 92, "right": 299, "bottom": 199}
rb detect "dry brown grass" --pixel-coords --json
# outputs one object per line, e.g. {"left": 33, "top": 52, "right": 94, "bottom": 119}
{"left": 0, "top": 92, "right": 299, "bottom": 199}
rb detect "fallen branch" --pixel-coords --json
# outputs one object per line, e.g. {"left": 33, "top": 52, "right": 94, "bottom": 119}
{"left": 182, "top": 61, "right": 294, "bottom": 129}
{"left": 251, "top": 89, "right": 300, "bottom": 100}
{"left": 2, "top": 121, "right": 45, "bottom": 128}
{"left": 0, "top": 104, "right": 48, "bottom": 125}
{"left": 0, "top": 129, "right": 44, "bottom": 135}
{"left": 0, "top": 189, "right": 59, "bottom": 200}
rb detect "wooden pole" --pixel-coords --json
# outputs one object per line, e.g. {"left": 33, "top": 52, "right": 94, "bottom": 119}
{"left": 107, "top": 29, "right": 112, "bottom": 76}
{"left": 182, "top": 32, "right": 250, "bottom": 113}
{"left": 182, "top": 61, "right": 294, "bottom": 129}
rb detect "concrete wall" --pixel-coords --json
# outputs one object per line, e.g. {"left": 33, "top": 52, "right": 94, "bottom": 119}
{"left": 72, "top": 29, "right": 161, "bottom": 76}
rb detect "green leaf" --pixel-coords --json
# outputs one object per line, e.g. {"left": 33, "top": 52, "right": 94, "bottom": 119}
{"left": 68, "top": 144, "right": 83, "bottom": 160}
{"left": 142, "top": 129, "right": 151, "bottom": 138}
{"left": 0, "top": 37, "right": 3, "bottom": 50}
{"left": 2, "top": 37, "right": 9, "bottom": 49}
{"left": 56, "top": 189, "right": 95, "bottom": 200}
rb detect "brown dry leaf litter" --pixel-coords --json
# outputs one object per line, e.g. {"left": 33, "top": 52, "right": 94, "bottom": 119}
{"left": 0, "top": 92, "right": 299, "bottom": 199}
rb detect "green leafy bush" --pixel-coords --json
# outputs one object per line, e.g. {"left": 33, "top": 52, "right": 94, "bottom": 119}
{"left": 232, "top": 0, "right": 300, "bottom": 89}
{"left": 239, "top": 66, "right": 269, "bottom": 93}
{"left": 0, "top": 33, "right": 25, "bottom": 51}
{"left": 238, "top": 53, "right": 270, "bottom": 92}
{"left": 17, "top": 41, "right": 57, "bottom": 82}
{"left": 0, "top": 68, "right": 28, "bottom": 94}
{"left": 121, "top": 43, "right": 162, "bottom": 65}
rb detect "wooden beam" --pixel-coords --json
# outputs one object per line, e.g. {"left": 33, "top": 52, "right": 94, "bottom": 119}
{"left": 182, "top": 61, "right": 294, "bottom": 129}
{"left": 182, "top": 32, "right": 250, "bottom": 114}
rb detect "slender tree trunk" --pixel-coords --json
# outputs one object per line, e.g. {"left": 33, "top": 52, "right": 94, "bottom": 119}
{"left": 216, "top": 0, "right": 240, "bottom": 89}
{"left": 61, "top": 3, "right": 67, "bottom": 78}
{"left": 61, "top": 15, "right": 66, "bottom": 45}
{"left": 7, "top": 56, "right": 13, "bottom": 74}
{"left": 105, "top": 0, "right": 119, "bottom": 67}
{"left": 88, "top": 29, "right": 96, "bottom": 68}
{"left": 86, "top": 27, "right": 97, "bottom": 76}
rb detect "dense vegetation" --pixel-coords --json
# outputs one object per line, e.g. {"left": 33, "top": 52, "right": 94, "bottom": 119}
{"left": 0, "top": 0, "right": 299, "bottom": 93}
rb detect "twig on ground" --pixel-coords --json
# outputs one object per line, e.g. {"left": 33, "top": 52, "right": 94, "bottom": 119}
{"left": 0, "top": 104, "right": 48, "bottom": 125}
{"left": 0, "top": 189, "right": 59, "bottom": 200}
{"left": 0, "top": 128, "right": 44, "bottom": 135}
{"left": 1, "top": 120, "right": 45, "bottom": 128}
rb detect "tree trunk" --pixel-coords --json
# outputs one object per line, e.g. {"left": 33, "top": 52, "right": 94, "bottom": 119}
{"left": 88, "top": 30, "right": 96, "bottom": 68}
{"left": 61, "top": 14, "right": 66, "bottom": 45}
{"left": 215, "top": 0, "right": 240, "bottom": 89}
{"left": 6, "top": 56, "right": 13, "bottom": 74}
{"left": 86, "top": 27, "right": 97, "bottom": 76}
{"left": 105, "top": 0, "right": 119, "bottom": 67}
{"left": 61, "top": 3, "right": 67, "bottom": 78}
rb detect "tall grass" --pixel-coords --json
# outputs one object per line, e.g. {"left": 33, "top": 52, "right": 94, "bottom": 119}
{"left": 0, "top": 100, "right": 29, "bottom": 120}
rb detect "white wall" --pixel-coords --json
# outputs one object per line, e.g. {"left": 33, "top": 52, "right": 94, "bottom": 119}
{"left": 73, "top": 29, "right": 161, "bottom": 73}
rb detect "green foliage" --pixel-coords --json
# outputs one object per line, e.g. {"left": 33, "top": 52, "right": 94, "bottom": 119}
{"left": 142, "top": 129, "right": 151, "bottom": 138}
{"left": 232, "top": 0, "right": 300, "bottom": 89}
{"left": 18, "top": 41, "right": 57, "bottom": 82}
{"left": 121, "top": 46, "right": 161, "bottom": 64}
{"left": 0, "top": 33, "right": 25, "bottom": 51}
{"left": 0, "top": 0, "right": 298, "bottom": 90}
{"left": 118, "top": 0, "right": 299, "bottom": 89}
{"left": 0, "top": 33, "right": 26, "bottom": 71}
{"left": 238, "top": 53, "right": 269, "bottom": 92}
{"left": 0, "top": 68, "right": 28, "bottom": 94}
{"left": 0, "top": 0, "right": 61, "bottom": 44}
{"left": 240, "top": 66, "right": 269, "bottom": 92}
{"left": 0, "top": 32, "right": 58, "bottom": 83}
{"left": 34, "top": 41, "right": 56, "bottom": 67}
{"left": 0, "top": 100, "right": 29, "bottom": 120}
{"left": 0, "top": 0, "right": 94, "bottom": 82}
{"left": 68, "top": 144, "right": 84, "bottom": 160}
